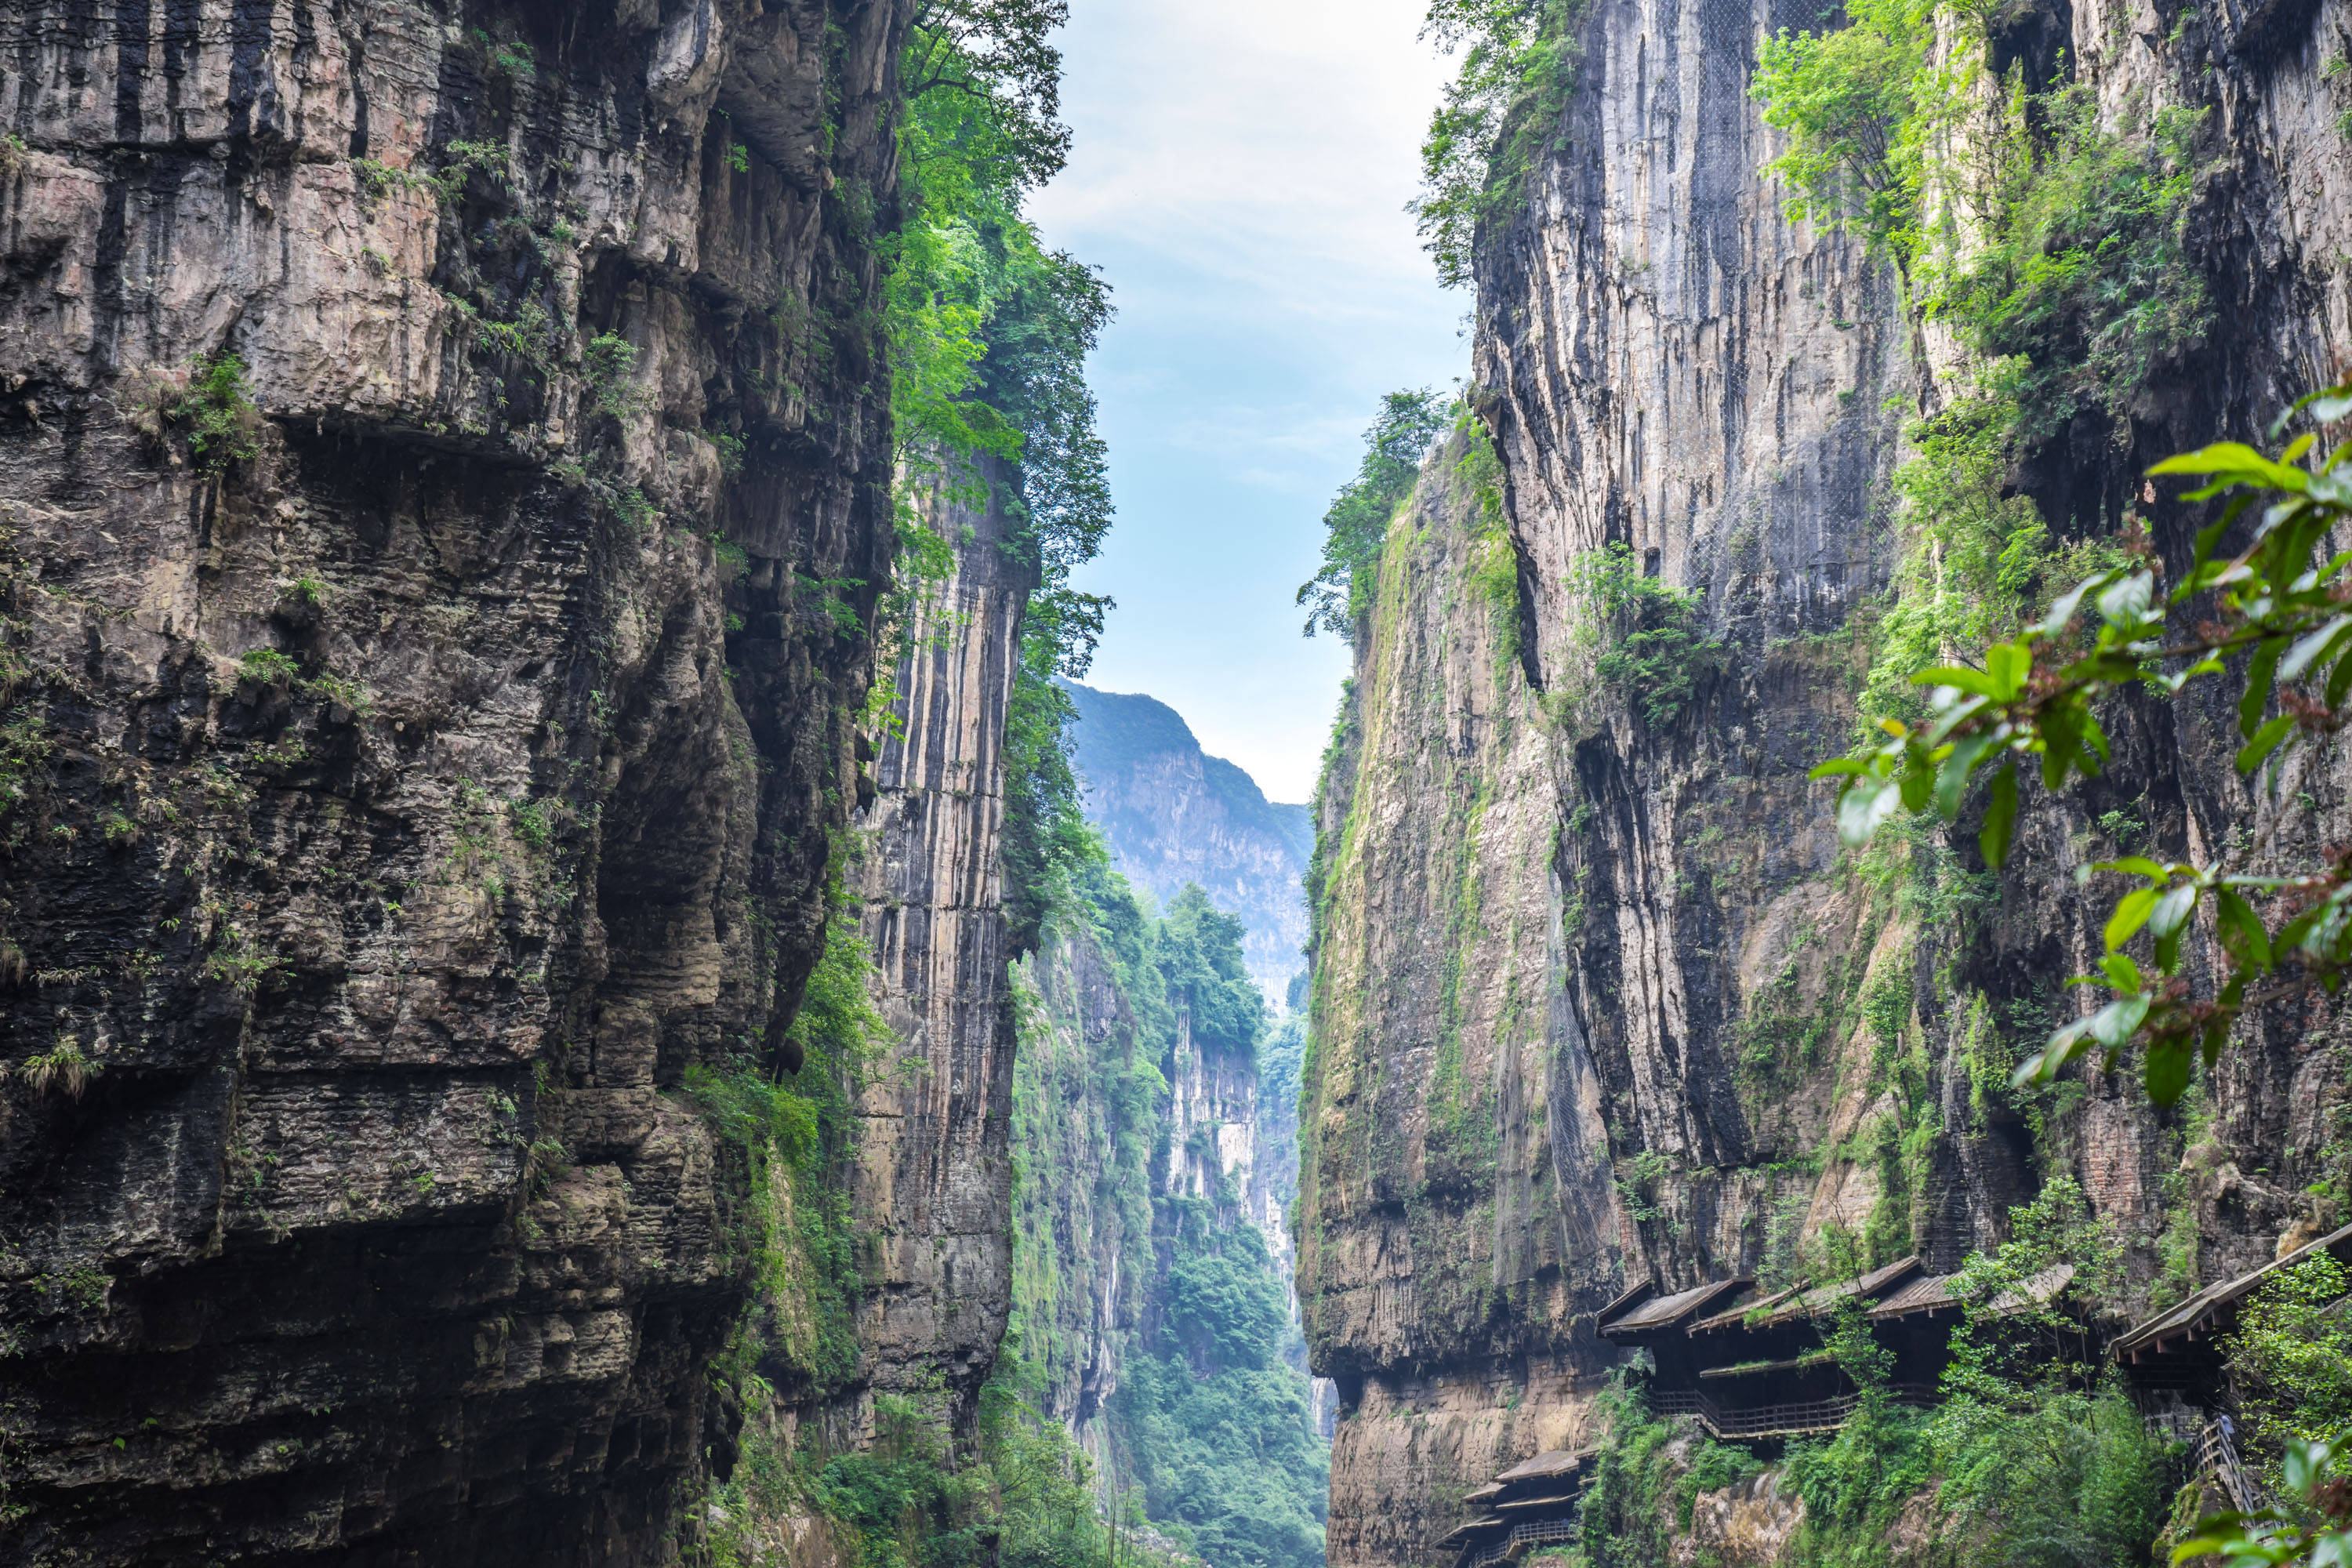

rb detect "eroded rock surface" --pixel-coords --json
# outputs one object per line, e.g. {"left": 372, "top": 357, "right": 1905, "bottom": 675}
{"left": 849, "top": 468, "right": 1030, "bottom": 1428}
{"left": 1301, "top": 0, "right": 2352, "bottom": 1560}
{"left": 0, "top": 3, "right": 907, "bottom": 1561}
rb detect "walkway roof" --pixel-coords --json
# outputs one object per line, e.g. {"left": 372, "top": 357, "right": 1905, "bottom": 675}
{"left": 1692, "top": 1256, "right": 1923, "bottom": 1332}
{"left": 1867, "top": 1263, "right": 2074, "bottom": 1321}
{"left": 1597, "top": 1276, "right": 1754, "bottom": 1340}
{"left": 2113, "top": 1221, "right": 2352, "bottom": 1361}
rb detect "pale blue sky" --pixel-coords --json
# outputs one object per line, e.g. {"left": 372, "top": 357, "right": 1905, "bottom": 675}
{"left": 1028, "top": 0, "right": 1468, "bottom": 803}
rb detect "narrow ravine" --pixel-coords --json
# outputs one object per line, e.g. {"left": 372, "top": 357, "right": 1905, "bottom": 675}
{"left": 6, "top": 3, "right": 2352, "bottom": 1568}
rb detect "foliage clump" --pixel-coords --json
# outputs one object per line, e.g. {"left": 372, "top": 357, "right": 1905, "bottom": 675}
{"left": 1112, "top": 1207, "right": 1328, "bottom": 1568}
{"left": 890, "top": 1, "right": 1114, "bottom": 955}
{"left": 126, "top": 353, "right": 265, "bottom": 473}
{"left": 1413, "top": 0, "right": 1589, "bottom": 289}
{"left": 1295, "top": 389, "right": 1450, "bottom": 641}
{"left": 2226, "top": 1252, "right": 2352, "bottom": 1454}
{"left": 1566, "top": 541, "right": 1723, "bottom": 725}
{"left": 1754, "top": 0, "right": 2211, "bottom": 749}
{"left": 1575, "top": 1184, "right": 2168, "bottom": 1568}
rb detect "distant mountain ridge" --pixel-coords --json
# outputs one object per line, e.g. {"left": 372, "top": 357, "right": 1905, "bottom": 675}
{"left": 1060, "top": 682, "right": 1311, "bottom": 997}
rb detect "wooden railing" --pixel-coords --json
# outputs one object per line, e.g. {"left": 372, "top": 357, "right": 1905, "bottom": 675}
{"left": 1467, "top": 1516, "right": 1579, "bottom": 1567}
{"left": 1649, "top": 1385, "right": 1939, "bottom": 1439}
{"left": 2199, "top": 1419, "right": 2257, "bottom": 1514}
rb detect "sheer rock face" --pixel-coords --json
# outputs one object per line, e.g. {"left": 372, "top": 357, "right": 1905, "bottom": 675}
{"left": 1012, "top": 920, "right": 1141, "bottom": 1467}
{"left": 0, "top": 2, "right": 908, "bottom": 1563}
{"left": 1301, "top": 0, "right": 2352, "bottom": 1562}
{"left": 850, "top": 469, "right": 1031, "bottom": 1425}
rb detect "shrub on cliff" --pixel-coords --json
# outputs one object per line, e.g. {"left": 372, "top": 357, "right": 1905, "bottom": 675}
{"left": 1412, "top": 0, "right": 1590, "bottom": 289}
{"left": 1564, "top": 542, "right": 1725, "bottom": 728}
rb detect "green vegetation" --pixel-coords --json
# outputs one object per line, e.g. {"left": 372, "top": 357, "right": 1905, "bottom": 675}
{"left": 1009, "top": 855, "right": 1325, "bottom": 1568}
{"left": 2172, "top": 1438, "right": 2352, "bottom": 1566}
{"left": 128, "top": 352, "right": 265, "bottom": 473}
{"left": 1817, "top": 388, "right": 2352, "bottom": 1107}
{"left": 1566, "top": 542, "right": 1724, "bottom": 726}
{"left": 1571, "top": 1380, "right": 1771, "bottom": 1565}
{"left": 1753, "top": 0, "right": 2211, "bottom": 740}
{"left": 1112, "top": 1208, "right": 1328, "bottom": 1568}
{"left": 1573, "top": 1185, "right": 2169, "bottom": 1568}
{"left": 14, "top": 1040, "right": 96, "bottom": 1098}
{"left": 1295, "top": 389, "right": 1450, "bottom": 641}
{"left": 1750, "top": 0, "right": 1946, "bottom": 274}
{"left": 582, "top": 332, "right": 643, "bottom": 421}
{"left": 695, "top": 5, "right": 1142, "bottom": 1562}
{"left": 2226, "top": 1253, "right": 2352, "bottom": 1453}
{"left": 1413, "top": 0, "right": 1589, "bottom": 289}
{"left": 890, "top": 0, "right": 1113, "bottom": 970}
{"left": 710, "top": 1365, "right": 1127, "bottom": 1568}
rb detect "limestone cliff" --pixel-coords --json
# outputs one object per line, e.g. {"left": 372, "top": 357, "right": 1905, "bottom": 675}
{"left": 848, "top": 466, "right": 1029, "bottom": 1428}
{"left": 1011, "top": 873, "right": 1330, "bottom": 1567}
{"left": 0, "top": 3, "right": 907, "bottom": 1562}
{"left": 1064, "top": 681, "right": 1314, "bottom": 997}
{"left": 1298, "top": 0, "right": 2352, "bottom": 1561}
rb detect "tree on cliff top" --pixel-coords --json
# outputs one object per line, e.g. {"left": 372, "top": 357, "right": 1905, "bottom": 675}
{"left": 1412, "top": 0, "right": 1587, "bottom": 289}
{"left": 890, "top": 0, "right": 1114, "bottom": 956}
{"left": 1296, "top": 389, "right": 1450, "bottom": 643}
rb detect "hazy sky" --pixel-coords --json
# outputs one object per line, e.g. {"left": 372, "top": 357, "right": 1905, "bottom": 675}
{"left": 1027, "top": 0, "right": 1467, "bottom": 804}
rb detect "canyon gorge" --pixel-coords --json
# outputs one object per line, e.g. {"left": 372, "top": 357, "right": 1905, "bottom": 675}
{"left": 5, "top": 1, "right": 2352, "bottom": 1566}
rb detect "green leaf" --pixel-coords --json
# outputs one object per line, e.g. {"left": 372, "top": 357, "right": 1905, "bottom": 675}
{"left": 1809, "top": 757, "right": 1872, "bottom": 779}
{"left": 2088, "top": 993, "right": 2151, "bottom": 1047}
{"left": 1898, "top": 757, "right": 1934, "bottom": 815}
{"left": 2096, "top": 572, "right": 2154, "bottom": 627}
{"left": 2094, "top": 857, "right": 2170, "bottom": 882}
{"left": 2285, "top": 1440, "right": 2333, "bottom": 1495}
{"left": 2151, "top": 883, "right": 2198, "bottom": 974}
{"left": 2080, "top": 708, "right": 2111, "bottom": 770}
{"left": 2327, "top": 644, "right": 2352, "bottom": 709}
{"left": 2241, "top": 637, "right": 2285, "bottom": 741}
{"left": 2201, "top": 1014, "right": 2230, "bottom": 1069}
{"left": 2038, "top": 578, "right": 2098, "bottom": 639}
{"left": 2150, "top": 441, "right": 2310, "bottom": 492}
{"left": 1980, "top": 764, "right": 2018, "bottom": 870}
{"left": 2280, "top": 613, "right": 2352, "bottom": 681}
{"left": 1986, "top": 641, "right": 2031, "bottom": 699}
{"left": 2144, "top": 1036, "right": 2194, "bottom": 1106}
{"left": 1836, "top": 776, "right": 1900, "bottom": 848}
{"left": 2236, "top": 713, "right": 2295, "bottom": 775}
{"left": 2105, "top": 887, "right": 2158, "bottom": 953}
{"left": 2041, "top": 706, "right": 2081, "bottom": 790}
{"left": 1936, "top": 732, "right": 1995, "bottom": 820}
{"left": 2101, "top": 953, "right": 2143, "bottom": 993}
{"left": 2016, "top": 1011, "right": 2105, "bottom": 1088}
{"left": 1911, "top": 666, "right": 2004, "bottom": 699}
{"left": 2216, "top": 888, "right": 2275, "bottom": 972}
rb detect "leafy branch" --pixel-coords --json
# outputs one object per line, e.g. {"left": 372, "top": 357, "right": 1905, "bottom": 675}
{"left": 1813, "top": 382, "right": 2352, "bottom": 1106}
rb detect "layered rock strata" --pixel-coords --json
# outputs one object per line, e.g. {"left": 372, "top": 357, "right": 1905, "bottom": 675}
{"left": 0, "top": 2, "right": 907, "bottom": 1562}
{"left": 1300, "top": 0, "right": 2352, "bottom": 1561}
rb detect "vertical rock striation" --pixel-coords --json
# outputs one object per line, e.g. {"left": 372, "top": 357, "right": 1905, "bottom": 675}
{"left": 1301, "top": 0, "right": 2352, "bottom": 1562}
{"left": 0, "top": 3, "right": 909, "bottom": 1561}
{"left": 849, "top": 466, "right": 1031, "bottom": 1431}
